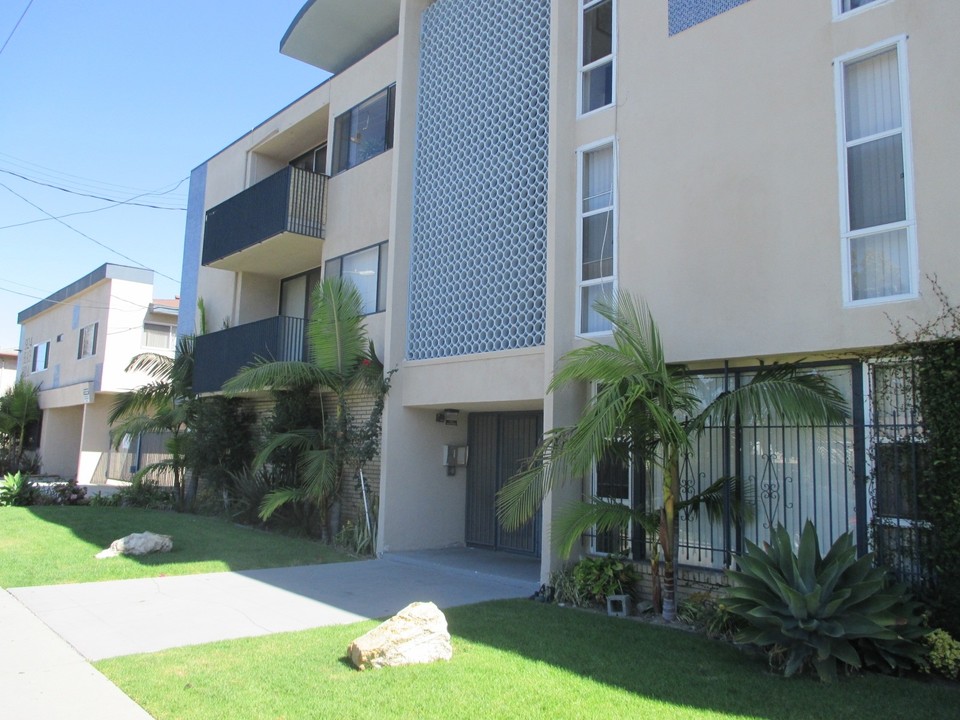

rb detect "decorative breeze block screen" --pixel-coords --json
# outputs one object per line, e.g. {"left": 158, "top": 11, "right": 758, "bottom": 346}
{"left": 669, "top": 0, "right": 752, "bottom": 35}
{"left": 407, "top": 0, "right": 550, "bottom": 360}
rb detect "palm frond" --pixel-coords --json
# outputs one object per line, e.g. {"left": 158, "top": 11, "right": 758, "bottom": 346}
{"left": 223, "top": 360, "right": 328, "bottom": 395}
{"left": 692, "top": 363, "right": 849, "bottom": 434}
{"left": 307, "top": 278, "right": 367, "bottom": 382}
{"left": 252, "top": 429, "right": 323, "bottom": 469}
{"left": 553, "top": 499, "right": 639, "bottom": 558}
{"left": 124, "top": 351, "right": 174, "bottom": 379}
{"left": 260, "top": 487, "right": 306, "bottom": 521}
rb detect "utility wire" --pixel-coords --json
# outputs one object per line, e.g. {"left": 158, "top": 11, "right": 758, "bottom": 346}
{"left": 0, "top": 169, "right": 187, "bottom": 210}
{"left": 0, "top": 181, "right": 180, "bottom": 285}
{"left": 0, "top": 284, "right": 154, "bottom": 313}
{"left": 0, "top": 0, "right": 34, "bottom": 58}
{"left": 0, "top": 152, "right": 188, "bottom": 199}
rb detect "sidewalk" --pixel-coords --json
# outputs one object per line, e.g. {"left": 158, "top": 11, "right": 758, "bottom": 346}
{"left": 0, "top": 588, "right": 152, "bottom": 720}
{"left": 2, "top": 548, "right": 539, "bottom": 718}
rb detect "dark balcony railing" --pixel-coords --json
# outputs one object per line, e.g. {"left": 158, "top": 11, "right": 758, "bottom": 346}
{"left": 193, "top": 316, "right": 305, "bottom": 394}
{"left": 202, "top": 166, "right": 326, "bottom": 267}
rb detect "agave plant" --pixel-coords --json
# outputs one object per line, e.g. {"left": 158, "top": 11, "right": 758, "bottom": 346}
{"left": 725, "top": 520, "right": 926, "bottom": 682}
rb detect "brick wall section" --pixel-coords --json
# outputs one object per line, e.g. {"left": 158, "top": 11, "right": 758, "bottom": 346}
{"left": 629, "top": 561, "right": 731, "bottom": 603}
{"left": 322, "top": 388, "right": 382, "bottom": 534}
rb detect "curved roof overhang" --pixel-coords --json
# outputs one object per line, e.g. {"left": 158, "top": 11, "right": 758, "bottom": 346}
{"left": 280, "top": 0, "right": 402, "bottom": 74}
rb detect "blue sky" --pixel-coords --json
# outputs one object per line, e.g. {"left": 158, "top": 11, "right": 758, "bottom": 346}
{"left": 0, "top": 0, "right": 329, "bottom": 350}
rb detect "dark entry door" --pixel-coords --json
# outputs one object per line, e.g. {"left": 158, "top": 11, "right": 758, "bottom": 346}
{"left": 465, "top": 412, "right": 542, "bottom": 555}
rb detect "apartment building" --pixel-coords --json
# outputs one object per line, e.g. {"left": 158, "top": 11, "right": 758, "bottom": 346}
{"left": 180, "top": 0, "right": 959, "bottom": 586}
{"left": 0, "top": 348, "right": 17, "bottom": 395}
{"left": 17, "top": 264, "right": 178, "bottom": 483}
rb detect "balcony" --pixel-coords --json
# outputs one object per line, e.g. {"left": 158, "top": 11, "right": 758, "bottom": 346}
{"left": 193, "top": 316, "right": 305, "bottom": 395}
{"left": 202, "top": 166, "right": 327, "bottom": 278}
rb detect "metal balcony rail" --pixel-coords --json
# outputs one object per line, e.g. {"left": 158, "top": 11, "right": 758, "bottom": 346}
{"left": 202, "top": 166, "right": 326, "bottom": 266}
{"left": 193, "top": 315, "right": 305, "bottom": 394}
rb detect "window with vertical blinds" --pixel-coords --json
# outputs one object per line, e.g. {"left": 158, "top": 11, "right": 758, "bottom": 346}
{"left": 579, "top": 142, "right": 615, "bottom": 334}
{"left": 838, "top": 40, "right": 915, "bottom": 304}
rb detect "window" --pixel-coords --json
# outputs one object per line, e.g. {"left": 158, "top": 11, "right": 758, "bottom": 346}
{"left": 578, "top": 142, "right": 616, "bottom": 334}
{"left": 592, "top": 443, "right": 633, "bottom": 555}
{"left": 836, "top": 0, "right": 883, "bottom": 17}
{"left": 31, "top": 341, "right": 49, "bottom": 372}
{"left": 279, "top": 267, "right": 323, "bottom": 320}
{"left": 142, "top": 323, "right": 175, "bottom": 351}
{"left": 837, "top": 39, "right": 916, "bottom": 304}
{"left": 77, "top": 323, "right": 98, "bottom": 359}
{"left": 325, "top": 242, "right": 388, "bottom": 315}
{"left": 580, "top": 0, "right": 614, "bottom": 115}
{"left": 290, "top": 144, "right": 327, "bottom": 175}
{"left": 332, "top": 86, "right": 395, "bottom": 174}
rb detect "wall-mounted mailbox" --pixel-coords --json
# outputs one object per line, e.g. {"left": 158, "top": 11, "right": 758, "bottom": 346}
{"left": 442, "top": 444, "right": 469, "bottom": 476}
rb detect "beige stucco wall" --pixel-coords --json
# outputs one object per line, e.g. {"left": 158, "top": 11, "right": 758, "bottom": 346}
{"left": 76, "top": 398, "right": 113, "bottom": 484}
{"left": 37, "top": 405, "right": 82, "bottom": 480}
{"left": 578, "top": 0, "right": 960, "bottom": 365}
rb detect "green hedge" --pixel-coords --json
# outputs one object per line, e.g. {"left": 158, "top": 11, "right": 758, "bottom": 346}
{"left": 916, "top": 338, "right": 960, "bottom": 635}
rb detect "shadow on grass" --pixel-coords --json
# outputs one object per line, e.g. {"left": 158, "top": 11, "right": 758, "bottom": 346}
{"left": 445, "top": 600, "right": 960, "bottom": 720}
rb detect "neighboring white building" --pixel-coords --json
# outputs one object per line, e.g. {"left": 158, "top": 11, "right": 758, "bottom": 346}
{"left": 0, "top": 348, "right": 17, "bottom": 395}
{"left": 17, "top": 264, "right": 178, "bottom": 483}
{"left": 180, "top": 0, "right": 959, "bottom": 590}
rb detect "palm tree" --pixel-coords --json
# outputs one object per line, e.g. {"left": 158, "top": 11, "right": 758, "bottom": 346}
{"left": 497, "top": 292, "right": 849, "bottom": 621}
{"left": 223, "top": 277, "right": 390, "bottom": 540}
{"left": 0, "top": 378, "right": 41, "bottom": 471}
{"left": 109, "top": 335, "right": 197, "bottom": 510}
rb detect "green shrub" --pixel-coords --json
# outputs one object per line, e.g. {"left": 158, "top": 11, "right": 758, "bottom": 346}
{"left": 677, "top": 591, "right": 745, "bottom": 640}
{"left": 922, "top": 629, "right": 960, "bottom": 681}
{"left": 116, "top": 478, "right": 175, "bottom": 510}
{"left": 571, "top": 555, "right": 641, "bottom": 607}
{"left": 545, "top": 565, "right": 582, "bottom": 607}
{"left": 49, "top": 478, "right": 89, "bottom": 506}
{"left": 726, "top": 520, "right": 926, "bottom": 682}
{"left": 0, "top": 472, "right": 36, "bottom": 507}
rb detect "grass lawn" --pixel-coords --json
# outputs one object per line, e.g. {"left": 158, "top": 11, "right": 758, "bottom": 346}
{"left": 97, "top": 600, "right": 959, "bottom": 720}
{"left": 0, "top": 506, "right": 354, "bottom": 587}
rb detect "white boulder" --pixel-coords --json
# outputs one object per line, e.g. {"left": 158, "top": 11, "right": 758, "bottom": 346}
{"left": 348, "top": 601, "right": 453, "bottom": 670}
{"left": 95, "top": 531, "right": 173, "bottom": 559}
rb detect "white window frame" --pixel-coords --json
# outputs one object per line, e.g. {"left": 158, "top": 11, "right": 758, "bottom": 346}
{"left": 142, "top": 322, "right": 176, "bottom": 351}
{"left": 78, "top": 322, "right": 98, "bottom": 359}
{"left": 835, "top": 36, "right": 917, "bottom": 307}
{"left": 31, "top": 341, "right": 49, "bottom": 373}
{"left": 578, "top": 0, "right": 616, "bottom": 118}
{"left": 576, "top": 138, "right": 617, "bottom": 336}
{"left": 833, "top": 0, "right": 893, "bottom": 21}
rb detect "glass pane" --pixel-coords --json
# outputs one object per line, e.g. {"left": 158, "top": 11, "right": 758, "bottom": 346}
{"left": 582, "top": 145, "right": 613, "bottom": 212}
{"left": 377, "top": 244, "right": 389, "bottom": 313}
{"left": 850, "top": 228, "right": 909, "bottom": 300}
{"left": 582, "top": 211, "right": 613, "bottom": 281}
{"left": 280, "top": 274, "right": 307, "bottom": 318}
{"left": 342, "top": 247, "right": 379, "bottom": 314}
{"left": 581, "top": 281, "right": 612, "bottom": 333}
{"left": 583, "top": 0, "right": 613, "bottom": 66}
{"left": 351, "top": 91, "right": 389, "bottom": 166}
{"left": 582, "top": 61, "right": 613, "bottom": 114}
{"left": 596, "top": 446, "right": 630, "bottom": 500}
{"left": 844, "top": 0, "right": 880, "bottom": 12}
{"left": 844, "top": 48, "right": 900, "bottom": 141}
{"left": 847, "top": 134, "right": 905, "bottom": 230}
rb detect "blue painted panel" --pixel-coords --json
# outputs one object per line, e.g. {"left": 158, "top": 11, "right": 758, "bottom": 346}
{"left": 407, "top": 0, "right": 550, "bottom": 360}
{"left": 669, "top": 0, "right": 752, "bottom": 35}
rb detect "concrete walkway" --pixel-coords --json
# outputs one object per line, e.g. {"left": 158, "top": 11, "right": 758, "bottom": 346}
{"left": 2, "top": 548, "right": 539, "bottom": 719}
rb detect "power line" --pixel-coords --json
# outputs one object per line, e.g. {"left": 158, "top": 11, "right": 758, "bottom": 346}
{"left": 0, "top": 0, "right": 34, "bottom": 58}
{"left": 0, "top": 169, "right": 187, "bottom": 210}
{"left": 0, "top": 152, "right": 189, "bottom": 200}
{"left": 0, "top": 284, "right": 156, "bottom": 314}
{"left": 0, "top": 181, "right": 181, "bottom": 285}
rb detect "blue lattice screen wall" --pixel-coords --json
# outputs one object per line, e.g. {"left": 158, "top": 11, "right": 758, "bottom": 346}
{"left": 407, "top": 0, "right": 550, "bottom": 360}
{"left": 669, "top": 0, "right": 752, "bottom": 35}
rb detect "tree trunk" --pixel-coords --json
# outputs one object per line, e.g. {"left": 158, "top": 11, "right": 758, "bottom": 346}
{"left": 661, "top": 447, "right": 681, "bottom": 622}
